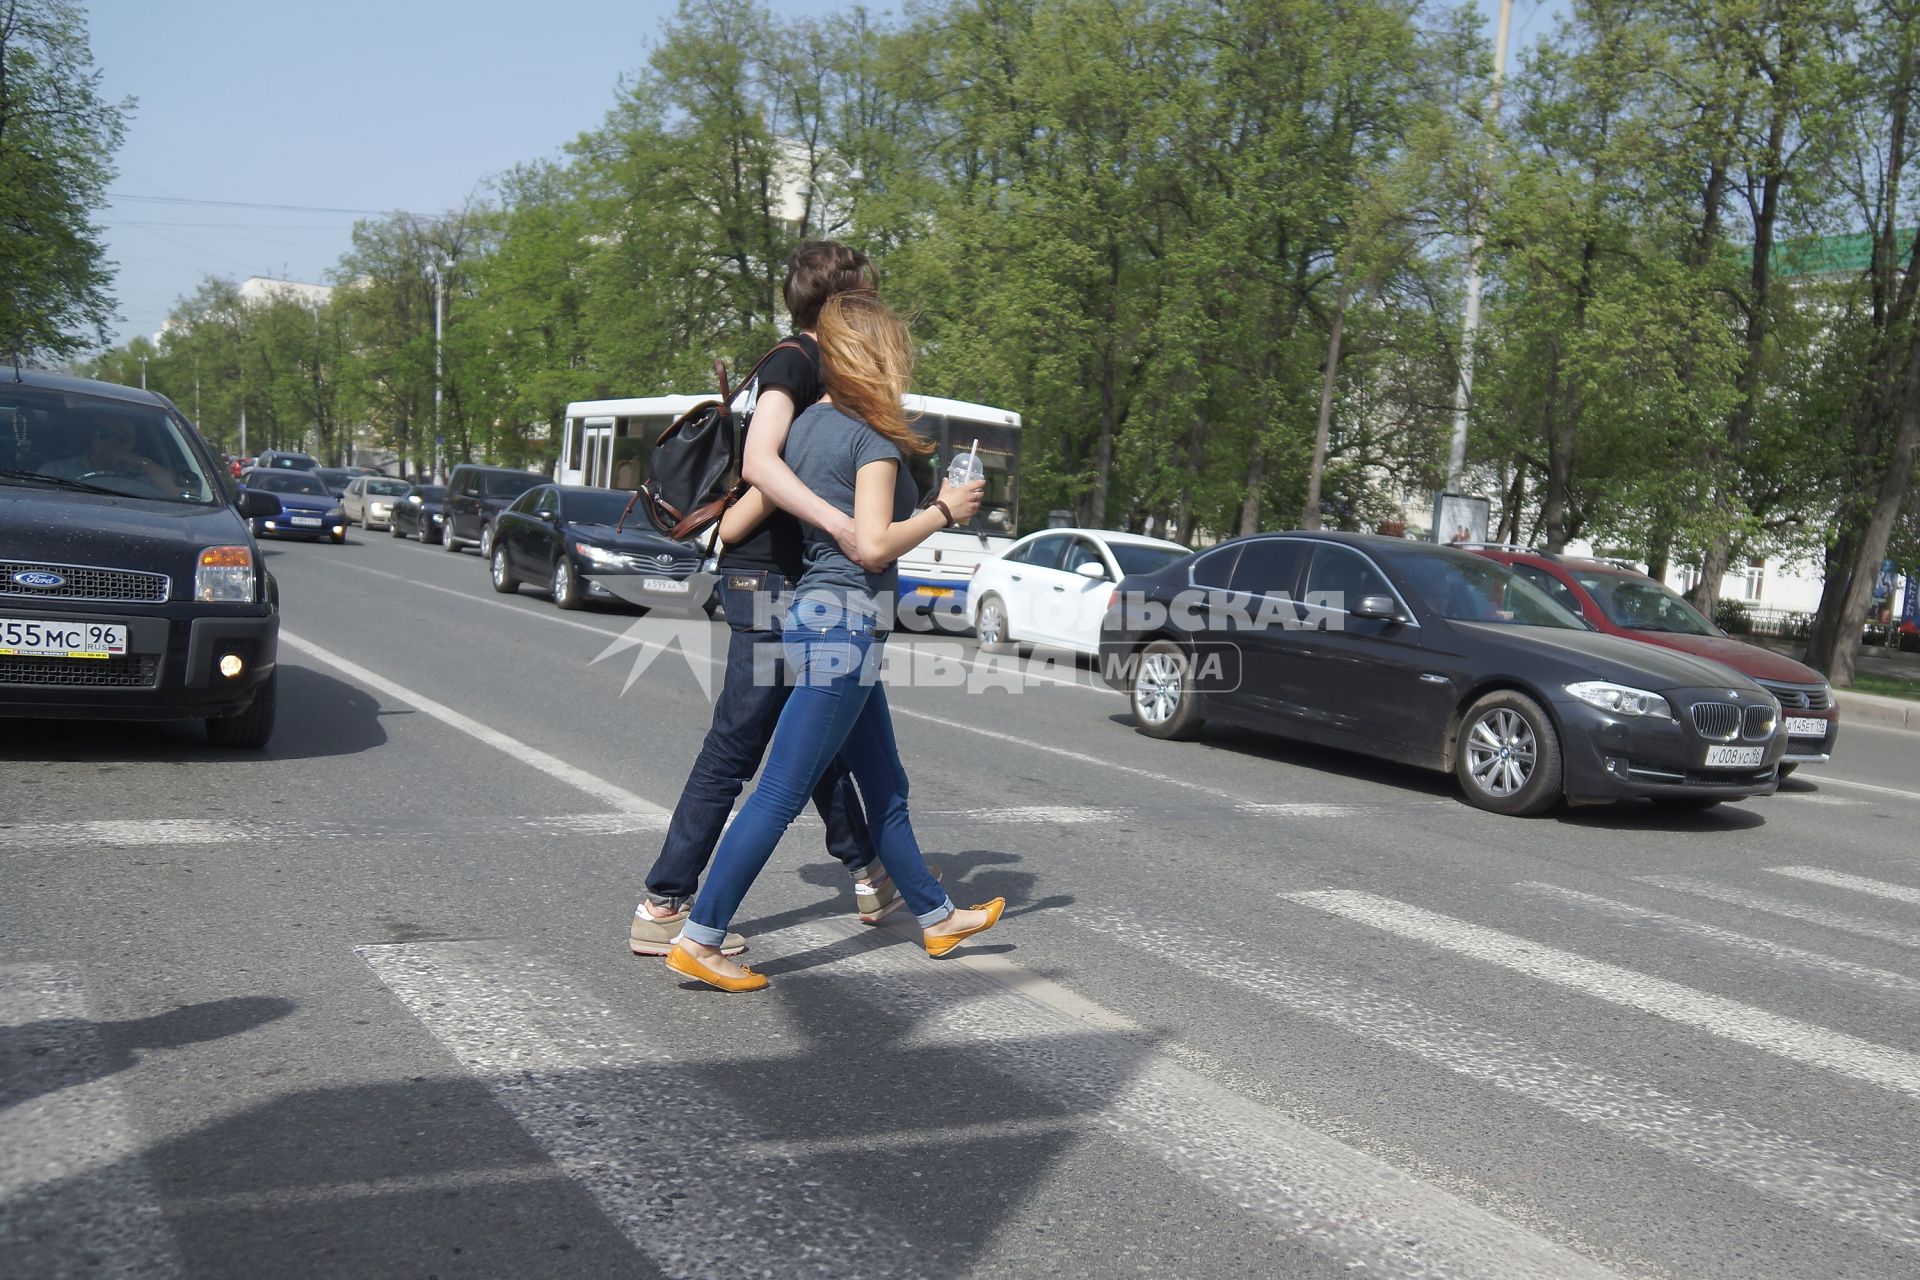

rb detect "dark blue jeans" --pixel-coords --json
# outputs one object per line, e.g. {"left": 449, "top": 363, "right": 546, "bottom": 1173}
{"left": 643, "top": 578, "right": 876, "bottom": 906}
{"left": 683, "top": 598, "right": 953, "bottom": 947}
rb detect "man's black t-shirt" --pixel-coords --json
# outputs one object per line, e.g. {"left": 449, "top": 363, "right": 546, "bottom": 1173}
{"left": 720, "top": 333, "right": 821, "bottom": 578}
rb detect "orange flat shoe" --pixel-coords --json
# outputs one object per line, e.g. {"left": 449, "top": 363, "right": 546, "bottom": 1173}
{"left": 924, "top": 898, "right": 1006, "bottom": 958}
{"left": 665, "top": 943, "right": 769, "bottom": 992}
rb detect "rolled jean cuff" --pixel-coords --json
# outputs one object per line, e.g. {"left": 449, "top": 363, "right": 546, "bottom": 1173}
{"left": 914, "top": 896, "right": 956, "bottom": 929}
{"left": 678, "top": 920, "right": 727, "bottom": 948}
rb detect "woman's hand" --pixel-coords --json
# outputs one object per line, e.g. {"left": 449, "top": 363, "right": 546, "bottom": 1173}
{"left": 938, "top": 478, "right": 986, "bottom": 525}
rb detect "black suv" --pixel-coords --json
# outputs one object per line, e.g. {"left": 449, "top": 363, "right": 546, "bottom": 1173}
{"left": 1, "top": 369, "right": 284, "bottom": 746}
{"left": 443, "top": 463, "right": 543, "bottom": 558}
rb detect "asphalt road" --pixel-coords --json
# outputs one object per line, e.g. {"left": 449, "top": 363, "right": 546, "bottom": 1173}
{"left": 5, "top": 527, "right": 1919, "bottom": 1280}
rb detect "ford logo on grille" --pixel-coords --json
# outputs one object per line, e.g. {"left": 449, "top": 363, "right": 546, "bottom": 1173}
{"left": 11, "top": 570, "right": 65, "bottom": 589}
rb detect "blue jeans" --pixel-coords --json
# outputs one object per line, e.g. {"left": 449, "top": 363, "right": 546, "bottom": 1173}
{"left": 643, "top": 578, "right": 875, "bottom": 907}
{"left": 683, "top": 600, "right": 955, "bottom": 946}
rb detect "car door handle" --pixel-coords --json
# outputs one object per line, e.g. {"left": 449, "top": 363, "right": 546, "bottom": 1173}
{"left": 1011, "top": 574, "right": 1022, "bottom": 582}
{"left": 1053, "top": 585, "right": 1066, "bottom": 592}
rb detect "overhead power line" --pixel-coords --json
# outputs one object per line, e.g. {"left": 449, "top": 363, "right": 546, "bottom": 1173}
{"left": 107, "top": 192, "right": 435, "bottom": 218}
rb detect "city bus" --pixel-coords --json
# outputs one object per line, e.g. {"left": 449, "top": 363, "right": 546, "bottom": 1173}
{"left": 557, "top": 391, "right": 1021, "bottom": 608}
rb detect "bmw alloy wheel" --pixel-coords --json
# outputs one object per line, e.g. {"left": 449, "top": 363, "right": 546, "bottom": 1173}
{"left": 1464, "top": 707, "right": 1536, "bottom": 797}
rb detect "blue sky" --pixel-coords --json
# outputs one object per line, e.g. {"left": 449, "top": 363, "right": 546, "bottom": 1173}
{"left": 86, "top": 0, "right": 1561, "bottom": 347}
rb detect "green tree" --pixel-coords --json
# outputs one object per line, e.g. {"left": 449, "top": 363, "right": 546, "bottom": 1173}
{"left": 0, "top": 0, "right": 129, "bottom": 359}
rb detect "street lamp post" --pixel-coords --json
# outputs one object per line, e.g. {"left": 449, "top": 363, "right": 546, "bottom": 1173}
{"left": 138, "top": 356, "right": 148, "bottom": 391}
{"left": 427, "top": 258, "right": 452, "bottom": 482}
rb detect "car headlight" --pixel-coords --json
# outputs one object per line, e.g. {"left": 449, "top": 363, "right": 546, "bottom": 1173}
{"left": 196, "top": 545, "right": 256, "bottom": 603}
{"left": 574, "top": 541, "right": 624, "bottom": 567}
{"left": 1567, "top": 680, "right": 1673, "bottom": 718}
{"left": 430, "top": 512, "right": 444, "bottom": 522}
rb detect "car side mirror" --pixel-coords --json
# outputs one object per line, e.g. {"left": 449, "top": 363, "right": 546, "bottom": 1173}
{"left": 1075, "top": 561, "right": 1109, "bottom": 581}
{"left": 236, "top": 488, "right": 281, "bottom": 518}
{"left": 1352, "top": 594, "right": 1404, "bottom": 622}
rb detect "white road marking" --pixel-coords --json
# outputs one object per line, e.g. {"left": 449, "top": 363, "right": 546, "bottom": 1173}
{"left": 1070, "top": 906, "right": 1920, "bottom": 1250}
{"left": 1767, "top": 866, "right": 1920, "bottom": 906}
{"left": 1515, "top": 882, "right": 1920, "bottom": 1002}
{"left": 0, "top": 964, "right": 184, "bottom": 1279}
{"left": 1799, "top": 774, "right": 1920, "bottom": 803}
{"left": 1288, "top": 889, "right": 1920, "bottom": 1099}
{"left": 356, "top": 941, "right": 924, "bottom": 1280}
{"left": 1237, "top": 801, "right": 1375, "bottom": 817}
{"left": 279, "top": 631, "right": 662, "bottom": 813}
{"left": 758, "top": 918, "right": 1623, "bottom": 1279}
{"left": 1638, "top": 875, "right": 1920, "bottom": 951}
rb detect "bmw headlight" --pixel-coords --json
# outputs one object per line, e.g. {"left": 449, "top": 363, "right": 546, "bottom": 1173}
{"left": 574, "top": 541, "right": 624, "bottom": 567}
{"left": 196, "top": 545, "right": 256, "bottom": 603}
{"left": 1567, "top": 680, "right": 1673, "bottom": 718}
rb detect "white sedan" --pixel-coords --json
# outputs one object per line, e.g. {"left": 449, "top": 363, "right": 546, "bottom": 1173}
{"left": 969, "top": 528, "right": 1192, "bottom": 656}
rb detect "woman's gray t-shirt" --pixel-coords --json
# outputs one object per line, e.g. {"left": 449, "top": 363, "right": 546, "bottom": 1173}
{"left": 781, "top": 401, "right": 918, "bottom": 612}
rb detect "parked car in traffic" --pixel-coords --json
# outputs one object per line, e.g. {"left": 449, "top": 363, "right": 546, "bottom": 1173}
{"left": 443, "top": 464, "right": 543, "bottom": 557}
{"left": 1467, "top": 546, "right": 1837, "bottom": 773}
{"left": 1099, "top": 532, "right": 1787, "bottom": 816}
{"left": 970, "top": 528, "right": 1192, "bottom": 656}
{"left": 251, "top": 449, "right": 321, "bottom": 472}
{"left": 239, "top": 469, "right": 346, "bottom": 543}
{"left": 488, "top": 484, "right": 707, "bottom": 611}
{"left": 1, "top": 368, "right": 283, "bottom": 746}
{"left": 389, "top": 484, "right": 447, "bottom": 543}
{"left": 342, "top": 475, "right": 413, "bottom": 531}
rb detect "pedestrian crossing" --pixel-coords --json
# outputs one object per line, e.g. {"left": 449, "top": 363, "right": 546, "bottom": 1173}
{"left": 10, "top": 857, "right": 1920, "bottom": 1277}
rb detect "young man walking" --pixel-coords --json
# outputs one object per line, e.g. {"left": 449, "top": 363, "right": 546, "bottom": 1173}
{"left": 629, "top": 241, "right": 927, "bottom": 956}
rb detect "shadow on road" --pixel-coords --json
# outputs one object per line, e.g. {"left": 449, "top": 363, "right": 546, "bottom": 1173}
{"left": 0, "top": 995, "right": 295, "bottom": 1114}
{"left": 0, "top": 664, "right": 388, "bottom": 763}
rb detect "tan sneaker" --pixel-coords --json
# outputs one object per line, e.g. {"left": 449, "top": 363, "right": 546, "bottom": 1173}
{"left": 854, "top": 862, "right": 941, "bottom": 925}
{"left": 628, "top": 904, "right": 746, "bottom": 957}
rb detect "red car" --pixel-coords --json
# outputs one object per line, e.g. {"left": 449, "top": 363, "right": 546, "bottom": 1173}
{"left": 1470, "top": 547, "right": 1837, "bottom": 774}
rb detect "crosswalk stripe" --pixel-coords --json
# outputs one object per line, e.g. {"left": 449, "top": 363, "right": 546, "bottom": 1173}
{"left": 759, "top": 919, "right": 1624, "bottom": 1278}
{"left": 1637, "top": 875, "right": 1920, "bottom": 951}
{"left": 0, "top": 964, "right": 184, "bottom": 1279}
{"left": 356, "top": 940, "right": 924, "bottom": 1280}
{"left": 1767, "top": 866, "right": 1920, "bottom": 906}
{"left": 1070, "top": 906, "right": 1920, "bottom": 1249}
{"left": 1515, "top": 882, "right": 1920, "bottom": 1002}
{"left": 1288, "top": 890, "right": 1920, "bottom": 1099}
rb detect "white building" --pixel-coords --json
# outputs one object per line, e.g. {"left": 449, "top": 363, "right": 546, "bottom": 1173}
{"left": 237, "top": 276, "right": 333, "bottom": 309}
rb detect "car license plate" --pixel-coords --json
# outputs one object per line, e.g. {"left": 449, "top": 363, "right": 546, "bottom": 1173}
{"left": 290, "top": 516, "right": 322, "bottom": 527}
{"left": 1785, "top": 716, "right": 1825, "bottom": 737}
{"left": 0, "top": 616, "right": 128, "bottom": 658}
{"left": 1704, "top": 745, "right": 1765, "bottom": 768}
{"left": 641, "top": 577, "right": 689, "bottom": 594}
{"left": 918, "top": 586, "right": 955, "bottom": 598}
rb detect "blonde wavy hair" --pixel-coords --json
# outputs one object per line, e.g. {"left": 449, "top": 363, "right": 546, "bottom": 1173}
{"left": 816, "top": 292, "right": 931, "bottom": 455}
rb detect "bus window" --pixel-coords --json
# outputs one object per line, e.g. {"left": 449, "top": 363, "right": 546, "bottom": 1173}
{"left": 932, "top": 420, "right": 1018, "bottom": 534}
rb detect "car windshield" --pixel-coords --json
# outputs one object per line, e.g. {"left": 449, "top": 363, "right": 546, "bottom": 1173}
{"left": 314, "top": 469, "right": 353, "bottom": 487}
{"left": 485, "top": 472, "right": 540, "bottom": 499}
{"left": 1577, "top": 572, "right": 1717, "bottom": 635}
{"left": 249, "top": 471, "right": 328, "bottom": 496}
{"left": 0, "top": 385, "right": 221, "bottom": 505}
{"left": 266, "top": 455, "right": 315, "bottom": 468}
{"left": 365, "top": 478, "right": 411, "bottom": 496}
{"left": 1111, "top": 544, "right": 1190, "bottom": 576}
{"left": 414, "top": 485, "right": 446, "bottom": 502}
{"left": 565, "top": 489, "right": 643, "bottom": 525}
{"left": 1391, "top": 551, "right": 1586, "bottom": 628}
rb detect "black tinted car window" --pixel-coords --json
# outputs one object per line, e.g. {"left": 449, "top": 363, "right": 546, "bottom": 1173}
{"left": 1303, "top": 545, "right": 1392, "bottom": 610}
{"left": 509, "top": 488, "right": 546, "bottom": 515}
{"left": 565, "top": 489, "right": 643, "bottom": 525}
{"left": 251, "top": 472, "right": 327, "bottom": 496}
{"left": 1229, "top": 539, "right": 1307, "bottom": 597}
{"left": 486, "top": 472, "right": 540, "bottom": 499}
{"left": 1023, "top": 534, "right": 1069, "bottom": 570}
{"left": 1110, "top": 544, "right": 1189, "bottom": 576}
{"left": 414, "top": 486, "right": 446, "bottom": 502}
{"left": 1189, "top": 545, "right": 1241, "bottom": 588}
{"left": 1063, "top": 539, "right": 1106, "bottom": 574}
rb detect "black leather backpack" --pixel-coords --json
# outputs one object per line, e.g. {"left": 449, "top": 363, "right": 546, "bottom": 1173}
{"left": 632, "top": 341, "right": 806, "bottom": 544}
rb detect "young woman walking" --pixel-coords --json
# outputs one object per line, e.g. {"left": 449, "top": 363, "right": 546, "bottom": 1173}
{"left": 666, "top": 292, "right": 1003, "bottom": 991}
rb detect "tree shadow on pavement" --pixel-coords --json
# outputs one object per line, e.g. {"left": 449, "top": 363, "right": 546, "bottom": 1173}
{"left": 0, "top": 995, "right": 296, "bottom": 1114}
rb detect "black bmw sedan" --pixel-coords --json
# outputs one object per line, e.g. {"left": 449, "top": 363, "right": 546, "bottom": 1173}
{"left": 488, "top": 484, "right": 708, "bottom": 612}
{"left": 1098, "top": 532, "right": 1786, "bottom": 816}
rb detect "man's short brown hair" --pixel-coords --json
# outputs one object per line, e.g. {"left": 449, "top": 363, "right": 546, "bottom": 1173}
{"left": 783, "top": 240, "right": 877, "bottom": 330}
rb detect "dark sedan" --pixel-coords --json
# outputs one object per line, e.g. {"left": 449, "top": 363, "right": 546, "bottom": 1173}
{"left": 1099, "top": 532, "right": 1786, "bottom": 816}
{"left": 389, "top": 485, "right": 448, "bottom": 543}
{"left": 240, "top": 469, "right": 346, "bottom": 543}
{"left": 488, "top": 485, "right": 709, "bottom": 611}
